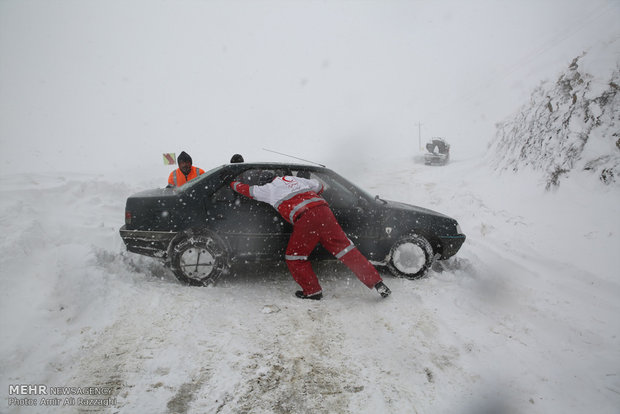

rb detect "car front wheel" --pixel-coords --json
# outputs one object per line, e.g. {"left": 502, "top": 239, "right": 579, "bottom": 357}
{"left": 387, "top": 234, "right": 435, "bottom": 279}
{"left": 170, "top": 231, "right": 229, "bottom": 286}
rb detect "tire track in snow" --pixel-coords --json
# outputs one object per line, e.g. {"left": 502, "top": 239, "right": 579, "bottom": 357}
{"left": 209, "top": 302, "right": 363, "bottom": 414}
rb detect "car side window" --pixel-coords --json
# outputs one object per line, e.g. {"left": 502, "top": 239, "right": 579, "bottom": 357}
{"left": 211, "top": 169, "right": 265, "bottom": 203}
{"left": 212, "top": 169, "right": 276, "bottom": 204}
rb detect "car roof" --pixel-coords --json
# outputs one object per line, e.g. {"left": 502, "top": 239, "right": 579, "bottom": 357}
{"left": 223, "top": 162, "right": 327, "bottom": 171}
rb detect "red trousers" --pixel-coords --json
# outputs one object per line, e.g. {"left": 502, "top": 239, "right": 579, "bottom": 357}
{"left": 285, "top": 205, "right": 383, "bottom": 295}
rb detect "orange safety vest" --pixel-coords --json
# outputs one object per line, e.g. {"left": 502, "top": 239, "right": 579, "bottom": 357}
{"left": 168, "top": 166, "right": 205, "bottom": 187}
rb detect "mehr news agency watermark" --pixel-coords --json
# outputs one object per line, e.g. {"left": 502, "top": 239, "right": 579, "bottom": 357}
{"left": 7, "top": 384, "right": 116, "bottom": 408}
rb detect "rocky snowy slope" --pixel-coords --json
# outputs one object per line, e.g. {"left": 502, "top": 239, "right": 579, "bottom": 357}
{"left": 489, "top": 37, "right": 620, "bottom": 189}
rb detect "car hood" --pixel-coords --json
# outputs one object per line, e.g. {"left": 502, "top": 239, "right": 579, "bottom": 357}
{"left": 382, "top": 199, "right": 451, "bottom": 219}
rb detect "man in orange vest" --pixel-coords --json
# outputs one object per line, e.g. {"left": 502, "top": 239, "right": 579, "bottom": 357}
{"left": 168, "top": 151, "right": 205, "bottom": 187}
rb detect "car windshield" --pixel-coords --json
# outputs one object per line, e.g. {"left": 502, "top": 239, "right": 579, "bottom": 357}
{"left": 313, "top": 170, "right": 374, "bottom": 207}
{"left": 324, "top": 170, "right": 374, "bottom": 201}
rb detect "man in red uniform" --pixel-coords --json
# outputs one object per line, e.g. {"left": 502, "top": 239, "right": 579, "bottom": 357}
{"left": 230, "top": 172, "right": 391, "bottom": 300}
{"left": 168, "top": 151, "right": 205, "bottom": 187}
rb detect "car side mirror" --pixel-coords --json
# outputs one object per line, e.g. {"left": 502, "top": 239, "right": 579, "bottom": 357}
{"left": 375, "top": 195, "right": 387, "bottom": 205}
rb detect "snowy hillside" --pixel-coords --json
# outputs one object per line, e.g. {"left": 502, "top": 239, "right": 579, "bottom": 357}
{"left": 489, "top": 38, "right": 620, "bottom": 189}
{"left": 1, "top": 153, "right": 619, "bottom": 413}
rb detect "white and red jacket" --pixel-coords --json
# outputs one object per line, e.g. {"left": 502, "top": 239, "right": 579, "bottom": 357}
{"left": 230, "top": 176, "right": 327, "bottom": 224}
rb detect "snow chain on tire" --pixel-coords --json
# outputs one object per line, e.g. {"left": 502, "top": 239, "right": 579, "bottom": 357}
{"left": 387, "top": 233, "right": 435, "bottom": 279}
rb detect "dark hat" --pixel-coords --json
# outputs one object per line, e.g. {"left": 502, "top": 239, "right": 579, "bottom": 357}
{"left": 178, "top": 151, "right": 192, "bottom": 164}
{"left": 230, "top": 154, "right": 244, "bottom": 163}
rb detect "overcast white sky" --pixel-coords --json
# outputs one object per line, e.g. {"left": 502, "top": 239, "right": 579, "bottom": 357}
{"left": 1, "top": 0, "right": 619, "bottom": 175}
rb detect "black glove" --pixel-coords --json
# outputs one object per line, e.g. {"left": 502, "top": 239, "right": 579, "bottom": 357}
{"left": 218, "top": 170, "right": 235, "bottom": 185}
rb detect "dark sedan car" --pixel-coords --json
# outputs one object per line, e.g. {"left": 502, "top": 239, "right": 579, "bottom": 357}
{"left": 119, "top": 162, "right": 465, "bottom": 285}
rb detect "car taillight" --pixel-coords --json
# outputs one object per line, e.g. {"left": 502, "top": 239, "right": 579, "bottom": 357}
{"left": 125, "top": 210, "right": 132, "bottom": 225}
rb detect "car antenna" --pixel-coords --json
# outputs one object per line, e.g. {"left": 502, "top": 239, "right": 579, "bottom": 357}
{"left": 262, "top": 148, "right": 326, "bottom": 167}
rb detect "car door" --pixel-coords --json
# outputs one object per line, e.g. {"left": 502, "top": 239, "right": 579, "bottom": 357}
{"left": 205, "top": 170, "right": 292, "bottom": 260}
{"left": 307, "top": 170, "right": 381, "bottom": 258}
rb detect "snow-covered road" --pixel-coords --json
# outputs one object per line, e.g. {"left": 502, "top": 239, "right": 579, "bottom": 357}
{"left": 1, "top": 155, "right": 618, "bottom": 413}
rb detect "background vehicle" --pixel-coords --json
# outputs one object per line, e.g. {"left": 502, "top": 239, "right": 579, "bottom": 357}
{"left": 424, "top": 138, "right": 450, "bottom": 165}
{"left": 120, "top": 163, "right": 466, "bottom": 285}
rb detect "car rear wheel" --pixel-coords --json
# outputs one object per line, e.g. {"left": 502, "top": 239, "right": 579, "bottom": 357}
{"left": 170, "top": 231, "right": 229, "bottom": 286}
{"left": 387, "top": 234, "right": 435, "bottom": 279}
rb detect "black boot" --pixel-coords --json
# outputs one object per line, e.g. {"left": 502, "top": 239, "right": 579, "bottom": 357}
{"left": 375, "top": 281, "right": 391, "bottom": 298}
{"left": 295, "top": 290, "right": 323, "bottom": 300}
